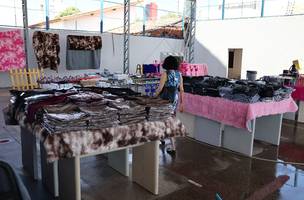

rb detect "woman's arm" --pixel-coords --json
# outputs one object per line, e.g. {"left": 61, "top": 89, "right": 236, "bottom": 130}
{"left": 155, "top": 72, "right": 167, "bottom": 97}
{"left": 179, "top": 75, "right": 184, "bottom": 112}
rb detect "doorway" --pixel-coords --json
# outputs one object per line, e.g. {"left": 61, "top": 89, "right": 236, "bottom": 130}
{"left": 228, "top": 49, "right": 243, "bottom": 79}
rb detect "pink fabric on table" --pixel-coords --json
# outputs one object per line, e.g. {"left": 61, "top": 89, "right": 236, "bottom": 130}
{"left": 292, "top": 86, "right": 304, "bottom": 101}
{"left": 183, "top": 93, "right": 298, "bottom": 131}
{"left": 296, "top": 75, "right": 304, "bottom": 87}
{"left": 180, "top": 63, "right": 208, "bottom": 77}
{"left": 0, "top": 29, "right": 26, "bottom": 71}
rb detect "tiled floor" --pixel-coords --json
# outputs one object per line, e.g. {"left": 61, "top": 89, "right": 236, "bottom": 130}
{"left": 0, "top": 89, "right": 304, "bottom": 200}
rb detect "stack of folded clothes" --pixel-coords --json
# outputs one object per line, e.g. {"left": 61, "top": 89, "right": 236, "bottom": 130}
{"left": 6, "top": 87, "right": 176, "bottom": 134}
{"left": 220, "top": 83, "right": 260, "bottom": 103}
{"left": 43, "top": 112, "right": 89, "bottom": 133}
{"left": 78, "top": 101, "right": 120, "bottom": 128}
{"left": 131, "top": 97, "right": 173, "bottom": 121}
{"left": 68, "top": 91, "right": 104, "bottom": 103}
{"left": 109, "top": 99, "right": 147, "bottom": 125}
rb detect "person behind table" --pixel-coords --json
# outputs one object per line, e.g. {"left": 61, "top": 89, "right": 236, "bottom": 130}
{"left": 155, "top": 55, "right": 184, "bottom": 154}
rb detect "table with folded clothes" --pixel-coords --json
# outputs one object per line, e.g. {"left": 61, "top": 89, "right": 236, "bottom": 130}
{"left": 178, "top": 76, "right": 298, "bottom": 156}
{"left": 291, "top": 76, "right": 304, "bottom": 123}
{"left": 4, "top": 87, "right": 186, "bottom": 200}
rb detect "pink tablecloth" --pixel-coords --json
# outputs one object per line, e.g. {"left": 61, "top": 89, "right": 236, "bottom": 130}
{"left": 184, "top": 93, "right": 298, "bottom": 131}
{"left": 292, "top": 86, "right": 304, "bottom": 101}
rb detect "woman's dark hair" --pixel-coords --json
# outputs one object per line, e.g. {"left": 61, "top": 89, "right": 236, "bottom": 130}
{"left": 162, "top": 56, "right": 179, "bottom": 70}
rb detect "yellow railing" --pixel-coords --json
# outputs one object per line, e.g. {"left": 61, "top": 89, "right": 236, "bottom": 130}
{"left": 9, "top": 68, "right": 44, "bottom": 90}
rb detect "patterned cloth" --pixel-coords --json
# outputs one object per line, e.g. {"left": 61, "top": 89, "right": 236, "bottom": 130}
{"left": 184, "top": 93, "right": 298, "bottom": 131}
{"left": 0, "top": 29, "right": 26, "bottom": 71}
{"left": 66, "top": 35, "right": 102, "bottom": 70}
{"left": 32, "top": 31, "right": 60, "bottom": 71}
{"left": 42, "top": 117, "right": 186, "bottom": 162}
{"left": 67, "top": 35, "right": 102, "bottom": 50}
{"left": 160, "top": 70, "right": 181, "bottom": 111}
{"left": 18, "top": 112, "right": 186, "bottom": 162}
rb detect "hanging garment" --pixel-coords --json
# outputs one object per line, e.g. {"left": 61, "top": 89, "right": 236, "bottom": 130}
{"left": 32, "top": 31, "right": 60, "bottom": 71}
{"left": 66, "top": 35, "right": 102, "bottom": 70}
{"left": 0, "top": 29, "right": 26, "bottom": 71}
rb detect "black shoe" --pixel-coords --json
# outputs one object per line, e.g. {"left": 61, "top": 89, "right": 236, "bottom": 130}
{"left": 166, "top": 147, "right": 176, "bottom": 155}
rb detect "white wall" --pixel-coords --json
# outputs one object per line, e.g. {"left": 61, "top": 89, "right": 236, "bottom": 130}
{"left": 0, "top": 28, "right": 183, "bottom": 88}
{"left": 195, "top": 15, "right": 304, "bottom": 78}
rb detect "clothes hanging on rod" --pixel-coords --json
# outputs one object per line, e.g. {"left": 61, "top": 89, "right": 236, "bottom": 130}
{"left": 32, "top": 31, "right": 60, "bottom": 71}
{"left": 0, "top": 29, "right": 26, "bottom": 72}
{"left": 66, "top": 35, "right": 102, "bottom": 70}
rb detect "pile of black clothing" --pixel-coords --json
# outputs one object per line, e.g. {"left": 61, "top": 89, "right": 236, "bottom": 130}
{"left": 183, "top": 76, "right": 229, "bottom": 97}
{"left": 183, "top": 76, "right": 293, "bottom": 103}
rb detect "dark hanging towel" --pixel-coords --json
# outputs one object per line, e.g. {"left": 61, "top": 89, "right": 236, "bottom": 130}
{"left": 32, "top": 31, "right": 60, "bottom": 71}
{"left": 66, "top": 35, "right": 102, "bottom": 70}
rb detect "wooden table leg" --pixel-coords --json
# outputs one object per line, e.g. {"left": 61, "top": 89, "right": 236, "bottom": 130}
{"left": 108, "top": 148, "right": 129, "bottom": 176}
{"left": 58, "top": 156, "right": 81, "bottom": 200}
{"left": 132, "top": 141, "right": 159, "bottom": 195}
{"left": 21, "top": 127, "right": 38, "bottom": 180}
{"left": 223, "top": 120, "right": 256, "bottom": 157}
{"left": 40, "top": 142, "right": 59, "bottom": 197}
{"left": 255, "top": 114, "right": 283, "bottom": 145}
{"left": 194, "top": 116, "right": 223, "bottom": 147}
{"left": 297, "top": 101, "right": 304, "bottom": 123}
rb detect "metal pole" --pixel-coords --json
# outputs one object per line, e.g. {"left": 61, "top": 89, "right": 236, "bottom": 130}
{"left": 189, "top": 0, "right": 196, "bottom": 63}
{"left": 208, "top": 0, "right": 210, "bottom": 20}
{"left": 222, "top": 0, "right": 225, "bottom": 20}
{"left": 261, "top": 0, "right": 265, "bottom": 17}
{"left": 182, "top": 8, "right": 184, "bottom": 32}
{"left": 184, "top": 0, "right": 196, "bottom": 63}
{"left": 100, "top": 0, "right": 104, "bottom": 33}
{"left": 22, "top": 0, "right": 29, "bottom": 69}
{"left": 143, "top": 6, "right": 146, "bottom": 35}
{"left": 45, "top": 0, "right": 50, "bottom": 30}
{"left": 14, "top": 0, "right": 17, "bottom": 26}
{"left": 123, "top": 0, "right": 130, "bottom": 74}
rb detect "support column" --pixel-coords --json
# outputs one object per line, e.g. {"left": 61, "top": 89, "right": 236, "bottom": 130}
{"left": 261, "top": 0, "right": 265, "bottom": 17}
{"left": 223, "top": 120, "right": 256, "bottom": 157}
{"left": 184, "top": 0, "right": 196, "bottom": 63}
{"left": 40, "top": 142, "right": 59, "bottom": 197}
{"left": 255, "top": 114, "right": 283, "bottom": 145}
{"left": 123, "top": 0, "right": 130, "bottom": 74}
{"left": 142, "top": 6, "right": 146, "bottom": 35}
{"left": 45, "top": 0, "right": 49, "bottom": 29}
{"left": 132, "top": 141, "right": 159, "bottom": 195}
{"left": 100, "top": 0, "right": 104, "bottom": 33}
{"left": 21, "top": 127, "right": 38, "bottom": 180}
{"left": 222, "top": 0, "right": 225, "bottom": 20}
{"left": 58, "top": 156, "right": 81, "bottom": 200}
{"left": 21, "top": 0, "right": 29, "bottom": 69}
{"left": 107, "top": 148, "right": 129, "bottom": 176}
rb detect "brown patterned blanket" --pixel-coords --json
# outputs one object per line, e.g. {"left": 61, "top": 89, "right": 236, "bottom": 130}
{"left": 39, "top": 117, "right": 185, "bottom": 162}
